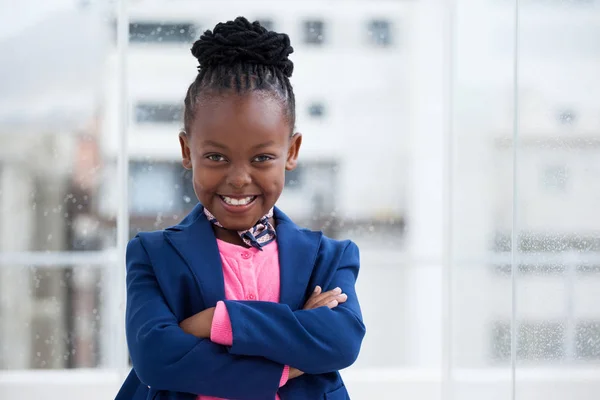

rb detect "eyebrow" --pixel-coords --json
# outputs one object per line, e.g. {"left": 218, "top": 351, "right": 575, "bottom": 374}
{"left": 252, "top": 140, "right": 276, "bottom": 150}
{"left": 201, "top": 140, "right": 276, "bottom": 150}
{"left": 201, "top": 140, "right": 228, "bottom": 149}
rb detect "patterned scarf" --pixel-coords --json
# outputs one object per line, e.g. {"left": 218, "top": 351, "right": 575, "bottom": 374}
{"left": 203, "top": 207, "right": 276, "bottom": 250}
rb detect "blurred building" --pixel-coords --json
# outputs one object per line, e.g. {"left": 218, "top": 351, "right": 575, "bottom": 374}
{"left": 448, "top": 2, "right": 600, "bottom": 367}
{"left": 0, "top": 4, "right": 110, "bottom": 369}
{"left": 100, "top": 0, "right": 408, "bottom": 246}
{"left": 95, "top": 0, "right": 600, "bottom": 371}
{"left": 0, "top": 0, "right": 599, "bottom": 387}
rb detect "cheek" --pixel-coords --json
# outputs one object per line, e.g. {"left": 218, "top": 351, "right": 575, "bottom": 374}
{"left": 263, "top": 166, "right": 286, "bottom": 193}
{"left": 191, "top": 168, "right": 219, "bottom": 192}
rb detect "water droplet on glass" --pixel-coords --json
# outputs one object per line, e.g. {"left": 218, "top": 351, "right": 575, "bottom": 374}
{"left": 183, "top": 196, "right": 191, "bottom": 203}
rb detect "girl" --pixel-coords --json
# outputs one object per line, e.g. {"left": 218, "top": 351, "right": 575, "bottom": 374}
{"left": 116, "top": 17, "right": 365, "bottom": 400}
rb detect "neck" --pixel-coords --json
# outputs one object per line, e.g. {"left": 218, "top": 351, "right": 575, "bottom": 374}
{"left": 212, "top": 216, "right": 277, "bottom": 247}
{"left": 213, "top": 226, "right": 248, "bottom": 247}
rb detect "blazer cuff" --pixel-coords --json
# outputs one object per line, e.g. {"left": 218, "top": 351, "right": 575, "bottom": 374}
{"left": 210, "top": 301, "right": 233, "bottom": 346}
{"left": 279, "top": 365, "right": 290, "bottom": 387}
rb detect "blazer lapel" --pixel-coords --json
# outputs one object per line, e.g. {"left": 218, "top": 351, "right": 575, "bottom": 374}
{"left": 275, "top": 207, "right": 322, "bottom": 310}
{"left": 164, "top": 204, "right": 225, "bottom": 308}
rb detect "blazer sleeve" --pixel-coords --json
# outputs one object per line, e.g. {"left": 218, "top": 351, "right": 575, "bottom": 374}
{"left": 222, "top": 241, "right": 366, "bottom": 374}
{"left": 125, "top": 237, "right": 284, "bottom": 399}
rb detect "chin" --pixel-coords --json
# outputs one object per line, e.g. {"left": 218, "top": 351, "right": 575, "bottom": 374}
{"left": 219, "top": 217, "right": 259, "bottom": 231}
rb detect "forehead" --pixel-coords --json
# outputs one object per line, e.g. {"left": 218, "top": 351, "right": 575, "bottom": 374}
{"left": 189, "top": 91, "right": 290, "bottom": 147}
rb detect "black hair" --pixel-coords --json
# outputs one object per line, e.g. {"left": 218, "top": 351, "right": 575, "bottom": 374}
{"left": 184, "top": 17, "right": 296, "bottom": 134}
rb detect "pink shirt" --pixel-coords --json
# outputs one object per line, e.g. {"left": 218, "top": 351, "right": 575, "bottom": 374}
{"left": 197, "top": 239, "right": 289, "bottom": 400}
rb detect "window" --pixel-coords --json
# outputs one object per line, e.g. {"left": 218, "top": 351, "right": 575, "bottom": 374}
{"left": 541, "top": 165, "right": 568, "bottom": 192}
{"left": 576, "top": 321, "right": 600, "bottom": 359}
{"left": 492, "top": 233, "right": 600, "bottom": 275}
{"left": 493, "top": 232, "right": 600, "bottom": 253}
{"left": 134, "top": 103, "right": 184, "bottom": 124}
{"left": 129, "top": 22, "right": 196, "bottom": 43}
{"left": 557, "top": 109, "right": 576, "bottom": 125}
{"left": 493, "top": 321, "right": 566, "bottom": 362}
{"left": 129, "top": 161, "right": 195, "bottom": 217}
{"left": 367, "top": 20, "right": 392, "bottom": 46}
{"left": 493, "top": 263, "right": 566, "bottom": 275}
{"left": 285, "top": 165, "right": 302, "bottom": 188}
{"left": 303, "top": 20, "right": 325, "bottom": 45}
{"left": 308, "top": 102, "right": 326, "bottom": 118}
{"left": 257, "top": 19, "right": 274, "bottom": 31}
{"left": 5, "top": 2, "right": 600, "bottom": 398}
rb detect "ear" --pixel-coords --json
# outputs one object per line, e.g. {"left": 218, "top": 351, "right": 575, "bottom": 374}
{"left": 285, "top": 132, "right": 302, "bottom": 171}
{"left": 179, "top": 131, "right": 193, "bottom": 170}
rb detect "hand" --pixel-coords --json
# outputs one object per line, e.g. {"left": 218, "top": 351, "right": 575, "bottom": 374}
{"left": 289, "top": 367, "right": 304, "bottom": 380}
{"left": 303, "top": 286, "right": 347, "bottom": 310}
{"left": 179, "top": 307, "right": 215, "bottom": 339}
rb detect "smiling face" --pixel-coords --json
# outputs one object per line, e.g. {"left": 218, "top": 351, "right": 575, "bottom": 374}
{"left": 179, "top": 91, "right": 302, "bottom": 232}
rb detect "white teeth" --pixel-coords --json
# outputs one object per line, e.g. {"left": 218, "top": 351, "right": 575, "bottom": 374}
{"left": 222, "top": 196, "right": 255, "bottom": 206}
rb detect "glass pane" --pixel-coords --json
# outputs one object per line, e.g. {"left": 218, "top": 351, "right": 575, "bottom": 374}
{"left": 0, "top": 1, "right": 118, "bottom": 375}
{"left": 515, "top": 1, "right": 600, "bottom": 399}
{"left": 0, "top": 265, "right": 105, "bottom": 369}
{"left": 129, "top": 22, "right": 196, "bottom": 44}
{"left": 129, "top": 159, "right": 196, "bottom": 235}
{"left": 124, "top": 5, "right": 411, "bottom": 397}
{"left": 450, "top": 1, "right": 515, "bottom": 399}
{"left": 0, "top": 3, "right": 115, "bottom": 252}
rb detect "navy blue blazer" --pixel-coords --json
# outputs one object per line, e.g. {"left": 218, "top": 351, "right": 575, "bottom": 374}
{"left": 115, "top": 204, "right": 366, "bottom": 400}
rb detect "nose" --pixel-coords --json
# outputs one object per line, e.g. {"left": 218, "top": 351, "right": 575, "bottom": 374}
{"left": 226, "top": 165, "right": 251, "bottom": 189}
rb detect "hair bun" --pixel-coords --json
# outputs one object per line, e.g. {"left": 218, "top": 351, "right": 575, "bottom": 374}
{"left": 191, "top": 17, "right": 294, "bottom": 77}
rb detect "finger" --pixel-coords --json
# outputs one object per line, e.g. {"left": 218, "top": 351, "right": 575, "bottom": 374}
{"left": 327, "top": 299, "right": 339, "bottom": 309}
{"left": 306, "top": 286, "right": 342, "bottom": 305}
{"left": 313, "top": 293, "right": 347, "bottom": 309}
{"left": 311, "top": 292, "right": 340, "bottom": 306}
{"left": 303, "top": 286, "right": 323, "bottom": 309}
{"left": 304, "top": 288, "right": 344, "bottom": 309}
{"left": 336, "top": 293, "right": 348, "bottom": 303}
{"left": 312, "top": 287, "right": 342, "bottom": 302}
{"left": 331, "top": 287, "right": 342, "bottom": 295}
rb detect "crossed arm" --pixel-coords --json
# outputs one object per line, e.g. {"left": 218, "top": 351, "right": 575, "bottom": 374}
{"left": 180, "top": 285, "right": 351, "bottom": 379}
{"left": 126, "top": 238, "right": 365, "bottom": 398}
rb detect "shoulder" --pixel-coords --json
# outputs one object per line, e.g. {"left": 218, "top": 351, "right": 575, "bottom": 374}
{"left": 277, "top": 207, "right": 359, "bottom": 260}
{"left": 318, "top": 233, "right": 359, "bottom": 257}
{"left": 293, "top": 224, "right": 360, "bottom": 266}
{"left": 128, "top": 230, "right": 167, "bottom": 249}
{"left": 126, "top": 229, "right": 172, "bottom": 263}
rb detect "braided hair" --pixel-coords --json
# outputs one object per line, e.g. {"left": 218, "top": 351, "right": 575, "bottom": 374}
{"left": 184, "top": 17, "right": 296, "bottom": 134}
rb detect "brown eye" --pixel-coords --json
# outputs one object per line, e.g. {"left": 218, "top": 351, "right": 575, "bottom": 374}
{"left": 253, "top": 155, "right": 274, "bottom": 162}
{"left": 206, "top": 154, "right": 226, "bottom": 162}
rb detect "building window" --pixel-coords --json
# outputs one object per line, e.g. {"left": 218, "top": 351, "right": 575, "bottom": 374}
{"left": 493, "top": 232, "right": 600, "bottom": 253}
{"left": 129, "top": 22, "right": 196, "bottom": 44}
{"left": 134, "top": 103, "right": 184, "bottom": 124}
{"left": 557, "top": 109, "right": 576, "bottom": 125}
{"left": 492, "top": 321, "right": 565, "bottom": 362}
{"left": 308, "top": 102, "right": 326, "bottom": 118}
{"left": 576, "top": 321, "right": 600, "bottom": 360}
{"left": 303, "top": 20, "right": 325, "bottom": 45}
{"left": 257, "top": 19, "right": 274, "bottom": 31}
{"left": 541, "top": 165, "right": 568, "bottom": 192}
{"left": 129, "top": 161, "right": 195, "bottom": 215}
{"left": 285, "top": 165, "right": 302, "bottom": 188}
{"left": 368, "top": 20, "right": 392, "bottom": 47}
